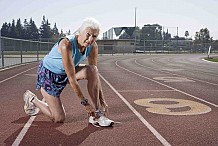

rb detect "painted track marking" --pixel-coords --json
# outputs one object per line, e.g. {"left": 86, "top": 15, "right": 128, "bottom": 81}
{"left": 116, "top": 60, "right": 218, "bottom": 108}
{"left": 12, "top": 116, "right": 36, "bottom": 146}
{"left": 117, "top": 89, "right": 174, "bottom": 92}
{"left": 134, "top": 98, "right": 211, "bottom": 115}
{"left": 0, "top": 64, "right": 38, "bottom": 145}
{"left": 135, "top": 59, "right": 218, "bottom": 86}
{"left": 0, "top": 66, "right": 37, "bottom": 84}
{"left": 99, "top": 73, "right": 172, "bottom": 146}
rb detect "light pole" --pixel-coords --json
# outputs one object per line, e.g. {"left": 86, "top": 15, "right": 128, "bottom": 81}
{"left": 0, "top": 31, "right": 1, "bottom": 59}
{"left": 134, "top": 7, "right": 137, "bottom": 53}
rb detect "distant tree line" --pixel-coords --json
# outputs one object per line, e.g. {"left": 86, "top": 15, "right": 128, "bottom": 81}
{"left": 194, "top": 28, "right": 213, "bottom": 43}
{"left": 0, "top": 16, "right": 71, "bottom": 42}
{"left": 116, "top": 24, "right": 217, "bottom": 49}
{"left": 119, "top": 24, "right": 213, "bottom": 43}
{"left": 1, "top": 16, "right": 216, "bottom": 46}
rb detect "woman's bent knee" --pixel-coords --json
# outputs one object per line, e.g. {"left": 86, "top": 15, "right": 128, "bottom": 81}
{"left": 52, "top": 114, "right": 66, "bottom": 123}
{"left": 87, "top": 65, "right": 98, "bottom": 78}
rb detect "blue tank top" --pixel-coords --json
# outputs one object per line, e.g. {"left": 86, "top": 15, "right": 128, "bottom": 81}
{"left": 43, "top": 35, "right": 93, "bottom": 75}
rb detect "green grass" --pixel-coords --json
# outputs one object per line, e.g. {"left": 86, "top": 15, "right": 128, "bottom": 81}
{"left": 205, "top": 57, "right": 218, "bottom": 62}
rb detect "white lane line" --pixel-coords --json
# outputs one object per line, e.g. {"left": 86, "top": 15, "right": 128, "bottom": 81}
{"left": 0, "top": 66, "right": 37, "bottom": 84}
{"left": 99, "top": 73, "right": 172, "bottom": 146}
{"left": 135, "top": 60, "right": 218, "bottom": 86}
{"left": 0, "top": 62, "right": 36, "bottom": 72}
{"left": 116, "top": 61, "right": 218, "bottom": 108}
{"left": 117, "top": 90, "right": 175, "bottom": 92}
{"left": 1, "top": 65, "right": 38, "bottom": 145}
{"left": 12, "top": 116, "right": 36, "bottom": 146}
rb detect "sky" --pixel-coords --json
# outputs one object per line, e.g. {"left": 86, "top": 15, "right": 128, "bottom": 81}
{"left": 0, "top": 0, "right": 218, "bottom": 39}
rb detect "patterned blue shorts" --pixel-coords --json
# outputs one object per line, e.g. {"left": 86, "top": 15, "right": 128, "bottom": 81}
{"left": 36, "top": 61, "right": 68, "bottom": 97}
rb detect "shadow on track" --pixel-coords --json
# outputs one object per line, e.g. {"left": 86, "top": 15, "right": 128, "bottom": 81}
{"left": 5, "top": 116, "right": 110, "bottom": 146}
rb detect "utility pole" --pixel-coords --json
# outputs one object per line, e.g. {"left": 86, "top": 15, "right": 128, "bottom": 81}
{"left": 135, "top": 7, "right": 136, "bottom": 29}
{"left": 0, "top": 31, "right": 1, "bottom": 59}
{"left": 177, "top": 26, "right": 179, "bottom": 53}
{"left": 134, "top": 7, "right": 137, "bottom": 53}
{"left": 0, "top": 31, "right": 4, "bottom": 68}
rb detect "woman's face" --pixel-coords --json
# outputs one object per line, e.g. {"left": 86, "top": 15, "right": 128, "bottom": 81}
{"left": 78, "top": 27, "right": 99, "bottom": 48}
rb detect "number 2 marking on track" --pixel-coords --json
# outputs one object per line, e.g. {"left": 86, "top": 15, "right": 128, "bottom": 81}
{"left": 134, "top": 98, "right": 211, "bottom": 115}
{"left": 153, "top": 77, "right": 194, "bottom": 82}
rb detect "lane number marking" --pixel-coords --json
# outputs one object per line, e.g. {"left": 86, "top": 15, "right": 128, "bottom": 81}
{"left": 153, "top": 77, "right": 194, "bottom": 82}
{"left": 134, "top": 98, "right": 211, "bottom": 115}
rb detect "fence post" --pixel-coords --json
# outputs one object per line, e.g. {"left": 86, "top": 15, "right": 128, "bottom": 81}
{"left": 0, "top": 32, "right": 4, "bottom": 68}
{"left": 100, "top": 45, "right": 102, "bottom": 56}
{"left": 144, "top": 39, "right": 145, "bottom": 53}
{"left": 20, "top": 40, "right": 23, "bottom": 63}
{"left": 123, "top": 42, "right": 125, "bottom": 55}
{"left": 47, "top": 38, "right": 50, "bottom": 52}
{"left": 39, "top": 37, "right": 41, "bottom": 60}
{"left": 37, "top": 40, "right": 39, "bottom": 61}
{"left": 0, "top": 31, "right": 1, "bottom": 61}
{"left": 0, "top": 31, "right": 1, "bottom": 59}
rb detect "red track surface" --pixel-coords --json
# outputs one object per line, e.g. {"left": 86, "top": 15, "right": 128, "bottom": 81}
{"left": 0, "top": 54, "right": 218, "bottom": 146}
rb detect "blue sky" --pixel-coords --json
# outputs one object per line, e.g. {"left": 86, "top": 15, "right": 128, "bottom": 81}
{"left": 0, "top": 0, "right": 218, "bottom": 39}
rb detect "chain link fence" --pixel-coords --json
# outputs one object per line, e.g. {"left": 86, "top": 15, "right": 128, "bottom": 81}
{"left": 97, "top": 39, "right": 217, "bottom": 55}
{"left": 134, "top": 39, "right": 217, "bottom": 54}
{"left": 0, "top": 36, "right": 55, "bottom": 69}
{"left": 1, "top": 36, "right": 217, "bottom": 69}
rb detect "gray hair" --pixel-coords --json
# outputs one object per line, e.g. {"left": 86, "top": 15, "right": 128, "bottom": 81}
{"left": 77, "top": 17, "right": 101, "bottom": 34}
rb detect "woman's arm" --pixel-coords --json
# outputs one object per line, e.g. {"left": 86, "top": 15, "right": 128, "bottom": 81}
{"left": 59, "top": 39, "right": 94, "bottom": 115}
{"left": 88, "top": 42, "right": 98, "bottom": 66}
{"left": 59, "top": 39, "right": 84, "bottom": 100}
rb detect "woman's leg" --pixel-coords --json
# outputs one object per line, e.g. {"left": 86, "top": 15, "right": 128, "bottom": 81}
{"left": 32, "top": 88, "right": 66, "bottom": 123}
{"left": 75, "top": 65, "right": 107, "bottom": 113}
{"left": 75, "top": 65, "right": 114, "bottom": 126}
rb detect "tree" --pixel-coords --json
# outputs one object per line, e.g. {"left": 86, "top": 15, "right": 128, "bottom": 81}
{"left": 39, "top": 16, "right": 52, "bottom": 39}
{"left": 194, "top": 28, "right": 211, "bottom": 43}
{"left": 1, "top": 22, "right": 9, "bottom": 37}
{"left": 1, "top": 16, "right": 61, "bottom": 41}
{"left": 163, "top": 29, "right": 171, "bottom": 40}
{"left": 29, "top": 18, "right": 39, "bottom": 40}
{"left": 185, "top": 31, "right": 189, "bottom": 39}
{"left": 23, "top": 19, "right": 30, "bottom": 39}
{"left": 51, "top": 23, "right": 59, "bottom": 40}
{"left": 8, "top": 19, "right": 16, "bottom": 38}
{"left": 15, "top": 18, "right": 23, "bottom": 39}
{"left": 60, "top": 29, "right": 65, "bottom": 37}
{"left": 140, "top": 24, "right": 162, "bottom": 40}
{"left": 139, "top": 24, "right": 163, "bottom": 46}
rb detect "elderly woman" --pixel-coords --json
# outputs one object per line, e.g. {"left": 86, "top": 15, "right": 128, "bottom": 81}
{"left": 23, "top": 18, "right": 114, "bottom": 126}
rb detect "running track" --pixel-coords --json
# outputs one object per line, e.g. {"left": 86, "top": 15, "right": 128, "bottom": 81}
{"left": 0, "top": 54, "right": 217, "bottom": 146}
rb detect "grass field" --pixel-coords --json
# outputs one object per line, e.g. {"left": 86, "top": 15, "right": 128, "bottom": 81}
{"left": 205, "top": 56, "right": 218, "bottom": 62}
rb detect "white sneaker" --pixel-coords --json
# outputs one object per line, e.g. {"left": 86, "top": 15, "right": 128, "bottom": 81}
{"left": 89, "top": 116, "right": 114, "bottom": 127}
{"left": 96, "top": 116, "right": 114, "bottom": 127}
{"left": 23, "top": 90, "right": 39, "bottom": 116}
{"left": 89, "top": 116, "right": 97, "bottom": 124}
